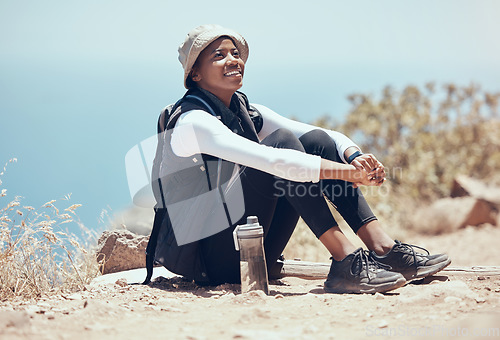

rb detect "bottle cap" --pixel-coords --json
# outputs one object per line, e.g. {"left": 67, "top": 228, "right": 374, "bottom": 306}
{"left": 247, "top": 216, "right": 258, "bottom": 225}
{"left": 233, "top": 216, "right": 263, "bottom": 250}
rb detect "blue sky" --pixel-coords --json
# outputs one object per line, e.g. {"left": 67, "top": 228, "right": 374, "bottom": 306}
{"left": 1, "top": 0, "right": 499, "bottom": 231}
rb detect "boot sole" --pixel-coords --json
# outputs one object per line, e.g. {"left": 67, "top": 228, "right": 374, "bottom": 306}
{"left": 324, "top": 276, "right": 406, "bottom": 294}
{"left": 405, "top": 257, "right": 452, "bottom": 281}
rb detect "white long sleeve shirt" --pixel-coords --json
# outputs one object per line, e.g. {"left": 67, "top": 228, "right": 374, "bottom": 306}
{"left": 169, "top": 104, "right": 359, "bottom": 183}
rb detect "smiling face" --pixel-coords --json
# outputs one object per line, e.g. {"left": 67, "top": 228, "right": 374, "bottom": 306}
{"left": 191, "top": 37, "right": 245, "bottom": 106}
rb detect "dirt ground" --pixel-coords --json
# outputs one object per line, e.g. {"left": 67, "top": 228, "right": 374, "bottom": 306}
{"left": 1, "top": 225, "right": 500, "bottom": 340}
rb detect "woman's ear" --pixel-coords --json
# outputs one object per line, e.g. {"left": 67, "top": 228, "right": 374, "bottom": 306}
{"left": 190, "top": 68, "right": 201, "bottom": 82}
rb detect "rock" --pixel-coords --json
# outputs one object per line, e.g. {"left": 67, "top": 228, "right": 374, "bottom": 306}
{"left": 115, "top": 278, "right": 128, "bottom": 287}
{"left": 412, "top": 197, "right": 497, "bottom": 234}
{"left": 462, "top": 199, "right": 497, "bottom": 227}
{"left": 64, "top": 293, "right": 83, "bottom": 300}
{"left": 451, "top": 175, "right": 500, "bottom": 205}
{"left": 161, "top": 306, "right": 183, "bottom": 313}
{"left": 96, "top": 230, "right": 149, "bottom": 274}
{"left": 475, "top": 297, "right": 486, "bottom": 303}
{"left": 377, "top": 320, "right": 389, "bottom": 328}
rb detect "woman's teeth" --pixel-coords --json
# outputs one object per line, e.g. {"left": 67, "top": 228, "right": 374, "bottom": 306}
{"left": 224, "top": 70, "right": 240, "bottom": 76}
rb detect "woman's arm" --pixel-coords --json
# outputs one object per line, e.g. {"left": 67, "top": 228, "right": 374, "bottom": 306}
{"left": 170, "top": 109, "right": 384, "bottom": 186}
{"left": 170, "top": 110, "right": 322, "bottom": 183}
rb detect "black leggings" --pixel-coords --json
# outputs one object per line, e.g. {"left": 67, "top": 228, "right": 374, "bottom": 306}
{"left": 199, "top": 128, "right": 377, "bottom": 284}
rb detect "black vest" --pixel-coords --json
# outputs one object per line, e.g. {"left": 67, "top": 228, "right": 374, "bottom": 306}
{"left": 150, "top": 88, "right": 262, "bottom": 283}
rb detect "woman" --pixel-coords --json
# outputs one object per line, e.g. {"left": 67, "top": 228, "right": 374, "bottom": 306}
{"left": 148, "top": 24, "right": 450, "bottom": 294}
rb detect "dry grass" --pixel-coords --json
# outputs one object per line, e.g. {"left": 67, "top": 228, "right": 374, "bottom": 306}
{"left": 0, "top": 159, "right": 100, "bottom": 301}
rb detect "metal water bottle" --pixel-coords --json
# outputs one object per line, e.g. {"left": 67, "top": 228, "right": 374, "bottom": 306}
{"left": 233, "top": 216, "right": 269, "bottom": 295}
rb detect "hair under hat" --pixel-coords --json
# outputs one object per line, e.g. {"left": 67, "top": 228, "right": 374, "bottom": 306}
{"left": 178, "top": 24, "right": 249, "bottom": 89}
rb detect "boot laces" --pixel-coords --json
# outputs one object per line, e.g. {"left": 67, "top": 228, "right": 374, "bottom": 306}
{"left": 352, "top": 250, "right": 389, "bottom": 275}
{"left": 395, "top": 241, "right": 430, "bottom": 268}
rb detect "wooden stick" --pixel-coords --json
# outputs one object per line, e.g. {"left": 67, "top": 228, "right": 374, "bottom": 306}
{"left": 280, "top": 260, "right": 500, "bottom": 280}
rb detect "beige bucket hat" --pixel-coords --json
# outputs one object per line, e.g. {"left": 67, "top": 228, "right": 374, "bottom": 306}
{"left": 178, "top": 24, "right": 249, "bottom": 88}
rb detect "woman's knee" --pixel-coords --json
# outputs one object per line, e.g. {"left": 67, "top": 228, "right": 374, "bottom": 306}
{"left": 299, "top": 129, "right": 340, "bottom": 161}
{"left": 300, "top": 129, "right": 335, "bottom": 147}
{"left": 262, "top": 128, "right": 304, "bottom": 152}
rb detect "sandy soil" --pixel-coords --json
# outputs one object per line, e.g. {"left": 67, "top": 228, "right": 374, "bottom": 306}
{"left": 1, "top": 226, "right": 500, "bottom": 340}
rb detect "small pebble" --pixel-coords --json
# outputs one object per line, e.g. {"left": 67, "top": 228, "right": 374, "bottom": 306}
{"left": 161, "top": 307, "right": 183, "bottom": 313}
{"left": 378, "top": 320, "right": 389, "bottom": 328}
{"left": 115, "top": 278, "right": 128, "bottom": 287}
{"left": 65, "top": 293, "right": 83, "bottom": 301}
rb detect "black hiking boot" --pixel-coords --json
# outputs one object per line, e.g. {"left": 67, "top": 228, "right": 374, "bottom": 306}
{"left": 370, "top": 240, "right": 451, "bottom": 281}
{"left": 324, "top": 248, "right": 406, "bottom": 294}
{"left": 268, "top": 255, "right": 285, "bottom": 280}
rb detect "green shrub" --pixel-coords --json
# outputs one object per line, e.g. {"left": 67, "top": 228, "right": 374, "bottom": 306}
{"left": 337, "top": 83, "right": 500, "bottom": 200}
{"left": 311, "top": 83, "right": 500, "bottom": 231}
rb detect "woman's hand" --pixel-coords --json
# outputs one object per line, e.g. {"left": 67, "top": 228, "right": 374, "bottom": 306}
{"left": 350, "top": 154, "right": 386, "bottom": 188}
{"left": 319, "top": 158, "right": 385, "bottom": 186}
